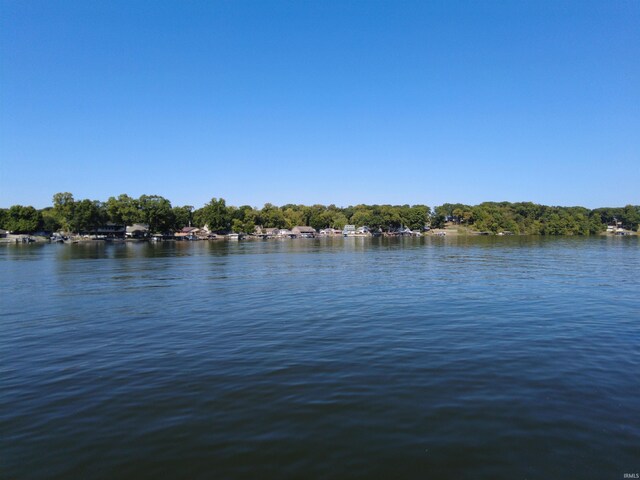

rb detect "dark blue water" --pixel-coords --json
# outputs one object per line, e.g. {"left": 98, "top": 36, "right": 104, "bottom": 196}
{"left": 2, "top": 237, "right": 639, "bottom": 479}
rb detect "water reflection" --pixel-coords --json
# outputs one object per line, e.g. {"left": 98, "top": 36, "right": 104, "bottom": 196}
{"left": 1, "top": 236, "right": 639, "bottom": 479}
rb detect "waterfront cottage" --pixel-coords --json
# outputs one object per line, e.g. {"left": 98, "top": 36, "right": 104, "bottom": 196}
{"left": 319, "top": 228, "right": 341, "bottom": 236}
{"left": 254, "top": 227, "right": 279, "bottom": 238}
{"left": 292, "top": 226, "right": 317, "bottom": 238}
{"left": 175, "top": 226, "right": 200, "bottom": 239}
{"left": 91, "top": 223, "right": 126, "bottom": 239}
{"left": 126, "top": 223, "right": 150, "bottom": 239}
{"left": 176, "top": 227, "right": 200, "bottom": 237}
{"left": 277, "top": 229, "right": 296, "bottom": 238}
{"left": 343, "top": 225, "right": 356, "bottom": 236}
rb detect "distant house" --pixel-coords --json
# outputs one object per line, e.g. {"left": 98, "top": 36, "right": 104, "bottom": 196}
{"left": 607, "top": 219, "right": 623, "bottom": 231}
{"left": 0, "top": 229, "right": 7, "bottom": 238}
{"left": 277, "top": 229, "right": 295, "bottom": 238}
{"left": 126, "top": 223, "right": 150, "bottom": 238}
{"left": 319, "top": 228, "right": 341, "bottom": 236}
{"left": 607, "top": 219, "right": 628, "bottom": 235}
{"left": 175, "top": 226, "right": 200, "bottom": 239}
{"left": 343, "top": 225, "right": 356, "bottom": 236}
{"left": 91, "top": 223, "right": 126, "bottom": 238}
{"left": 292, "top": 226, "right": 317, "bottom": 238}
{"left": 253, "top": 227, "right": 280, "bottom": 238}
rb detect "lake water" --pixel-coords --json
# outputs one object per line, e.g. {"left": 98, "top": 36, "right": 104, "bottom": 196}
{"left": 1, "top": 236, "right": 639, "bottom": 479}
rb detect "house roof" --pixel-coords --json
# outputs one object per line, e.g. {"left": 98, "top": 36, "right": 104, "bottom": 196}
{"left": 126, "top": 223, "right": 149, "bottom": 232}
{"left": 293, "top": 226, "right": 316, "bottom": 233}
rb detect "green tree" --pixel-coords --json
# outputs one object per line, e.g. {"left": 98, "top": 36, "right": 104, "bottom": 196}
{"left": 622, "top": 205, "right": 640, "bottom": 231}
{"left": 406, "top": 205, "right": 431, "bottom": 230}
{"left": 231, "top": 218, "right": 244, "bottom": 233}
{"left": 41, "top": 208, "right": 61, "bottom": 233}
{"left": 172, "top": 205, "right": 194, "bottom": 230}
{"left": 306, "top": 205, "right": 329, "bottom": 230}
{"left": 198, "top": 197, "right": 230, "bottom": 232}
{"left": 260, "top": 203, "right": 286, "bottom": 228}
{"left": 106, "top": 194, "right": 141, "bottom": 225}
{"left": 0, "top": 208, "right": 8, "bottom": 230}
{"left": 588, "top": 213, "right": 605, "bottom": 234}
{"left": 229, "top": 205, "right": 260, "bottom": 233}
{"left": 5, "top": 205, "right": 42, "bottom": 233}
{"left": 431, "top": 213, "right": 446, "bottom": 229}
{"left": 70, "top": 199, "right": 107, "bottom": 234}
{"left": 351, "top": 208, "right": 373, "bottom": 228}
{"left": 138, "top": 195, "right": 174, "bottom": 233}
{"left": 52, "top": 192, "right": 75, "bottom": 231}
{"left": 241, "top": 207, "right": 259, "bottom": 233}
{"left": 328, "top": 211, "right": 349, "bottom": 229}
{"left": 283, "top": 207, "right": 305, "bottom": 229}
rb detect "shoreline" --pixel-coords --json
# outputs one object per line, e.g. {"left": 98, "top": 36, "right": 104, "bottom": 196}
{"left": 2, "top": 230, "right": 638, "bottom": 245}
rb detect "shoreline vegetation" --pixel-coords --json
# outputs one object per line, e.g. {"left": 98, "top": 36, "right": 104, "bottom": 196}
{"left": 1, "top": 193, "right": 639, "bottom": 242}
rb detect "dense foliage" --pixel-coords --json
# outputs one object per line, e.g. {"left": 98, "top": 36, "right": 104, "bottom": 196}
{"left": 0, "top": 193, "right": 638, "bottom": 235}
{"left": 434, "top": 202, "right": 619, "bottom": 235}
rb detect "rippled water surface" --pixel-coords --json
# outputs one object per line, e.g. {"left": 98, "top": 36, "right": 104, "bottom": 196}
{"left": 2, "top": 237, "right": 639, "bottom": 479}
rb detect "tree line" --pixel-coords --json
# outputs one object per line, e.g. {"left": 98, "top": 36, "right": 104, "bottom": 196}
{"left": 433, "top": 202, "right": 640, "bottom": 235}
{"left": 1, "top": 193, "right": 638, "bottom": 235}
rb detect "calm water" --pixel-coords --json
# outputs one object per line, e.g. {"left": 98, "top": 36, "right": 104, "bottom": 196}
{"left": 1, "top": 237, "right": 639, "bottom": 479}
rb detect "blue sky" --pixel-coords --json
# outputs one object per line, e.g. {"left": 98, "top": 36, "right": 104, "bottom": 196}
{"left": 1, "top": 0, "right": 638, "bottom": 209}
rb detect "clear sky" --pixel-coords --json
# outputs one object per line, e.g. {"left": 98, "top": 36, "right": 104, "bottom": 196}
{"left": 1, "top": 0, "right": 638, "bottom": 209}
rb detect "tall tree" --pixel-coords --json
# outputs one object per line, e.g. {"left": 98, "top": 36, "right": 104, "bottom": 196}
{"left": 172, "top": 205, "right": 194, "bottom": 230}
{"left": 406, "top": 205, "right": 431, "bottom": 230}
{"left": 70, "top": 200, "right": 107, "bottom": 234}
{"left": 138, "top": 195, "right": 174, "bottom": 233}
{"left": 0, "top": 209, "right": 8, "bottom": 230}
{"left": 283, "top": 207, "right": 305, "bottom": 229}
{"left": 260, "top": 203, "right": 286, "bottom": 228}
{"left": 40, "top": 208, "right": 61, "bottom": 233}
{"left": 52, "top": 192, "right": 75, "bottom": 231}
{"left": 5, "top": 205, "right": 42, "bottom": 233}
{"left": 198, "top": 197, "right": 230, "bottom": 232}
{"left": 106, "top": 194, "right": 141, "bottom": 225}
